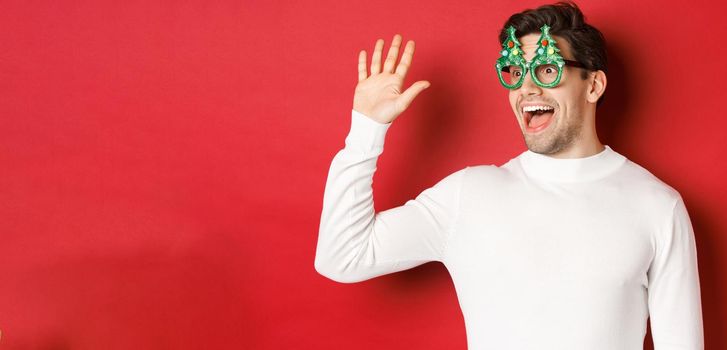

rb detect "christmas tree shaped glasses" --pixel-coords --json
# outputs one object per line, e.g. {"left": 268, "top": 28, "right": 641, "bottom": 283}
{"left": 496, "top": 24, "right": 587, "bottom": 89}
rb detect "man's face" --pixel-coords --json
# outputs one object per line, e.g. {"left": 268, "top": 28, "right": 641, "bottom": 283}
{"left": 508, "top": 33, "right": 591, "bottom": 155}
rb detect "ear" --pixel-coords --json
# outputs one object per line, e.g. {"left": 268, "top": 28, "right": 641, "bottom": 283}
{"left": 587, "top": 70, "right": 607, "bottom": 104}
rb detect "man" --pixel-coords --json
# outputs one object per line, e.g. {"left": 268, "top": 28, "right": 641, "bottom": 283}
{"left": 314, "top": 2, "right": 704, "bottom": 349}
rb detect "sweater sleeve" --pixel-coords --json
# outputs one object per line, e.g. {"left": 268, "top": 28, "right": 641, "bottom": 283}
{"left": 647, "top": 195, "right": 705, "bottom": 350}
{"left": 314, "top": 109, "right": 466, "bottom": 283}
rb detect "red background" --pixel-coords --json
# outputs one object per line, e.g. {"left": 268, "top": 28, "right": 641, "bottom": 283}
{"left": 1, "top": 1, "right": 725, "bottom": 349}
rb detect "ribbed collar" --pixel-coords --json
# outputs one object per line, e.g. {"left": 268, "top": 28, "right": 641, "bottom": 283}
{"left": 517, "top": 145, "right": 627, "bottom": 183}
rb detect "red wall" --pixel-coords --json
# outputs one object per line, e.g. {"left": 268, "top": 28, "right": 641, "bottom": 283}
{"left": 1, "top": 1, "right": 725, "bottom": 349}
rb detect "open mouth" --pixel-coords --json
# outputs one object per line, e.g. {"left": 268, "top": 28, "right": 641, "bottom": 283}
{"left": 522, "top": 105, "right": 555, "bottom": 133}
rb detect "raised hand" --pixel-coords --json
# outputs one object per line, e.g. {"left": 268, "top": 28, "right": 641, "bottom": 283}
{"left": 353, "top": 34, "right": 430, "bottom": 124}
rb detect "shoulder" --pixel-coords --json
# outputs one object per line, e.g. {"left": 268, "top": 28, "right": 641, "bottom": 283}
{"left": 466, "top": 163, "right": 513, "bottom": 178}
{"left": 456, "top": 163, "right": 517, "bottom": 192}
{"left": 616, "top": 158, "right": 682, "bottom": 209}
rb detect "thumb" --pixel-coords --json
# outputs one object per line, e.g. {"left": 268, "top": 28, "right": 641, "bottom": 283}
{"left": 397, "top": 80, "right": 430, "bottom": 111}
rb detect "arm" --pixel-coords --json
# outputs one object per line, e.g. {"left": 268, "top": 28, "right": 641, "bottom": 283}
{"left": 314, "top": 109, "right": 466, "bottom": 283}
{"left": 314, "top": 33, "right": 447, "bottom": 283}
{"left": 647, "top": 195, "right": 705, "bottom": 349}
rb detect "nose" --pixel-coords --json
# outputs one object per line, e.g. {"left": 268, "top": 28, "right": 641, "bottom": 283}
{"left": 519, "top": 69, "right": 542, "bottom": 96}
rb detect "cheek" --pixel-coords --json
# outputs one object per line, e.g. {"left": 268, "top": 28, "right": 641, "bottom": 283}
{"left": 508, "top": 92, "right": 518, "bottom": 112}
{"left": 551, "top": 90, "right": 579, "bottom": 115}
{"left": 562, "top": 83, "right": 589, "bottom": 103}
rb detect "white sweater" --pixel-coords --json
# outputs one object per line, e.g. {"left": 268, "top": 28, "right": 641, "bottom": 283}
{"left": 314, "top": 109, "right": 704, "bottom": 350}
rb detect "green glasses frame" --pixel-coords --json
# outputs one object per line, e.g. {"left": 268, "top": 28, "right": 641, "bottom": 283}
{"left": 496, "top": 24, "right": 587, "bottom": 89}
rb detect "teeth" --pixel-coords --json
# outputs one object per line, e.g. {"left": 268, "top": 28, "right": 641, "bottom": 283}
{"left": 522, "top": 105, "right": 554, "bottom": 113}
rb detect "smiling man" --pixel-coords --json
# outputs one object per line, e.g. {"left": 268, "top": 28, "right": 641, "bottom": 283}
{"left": 503, "top": 23, "right": 606, "bottom": 158}
{"left": 314, "top": 2, "right": 704, "bottom": 349}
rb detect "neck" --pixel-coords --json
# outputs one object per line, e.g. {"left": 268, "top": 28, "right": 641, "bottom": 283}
{"left": 546, "top": 139, "right": 605, "bottom": 159}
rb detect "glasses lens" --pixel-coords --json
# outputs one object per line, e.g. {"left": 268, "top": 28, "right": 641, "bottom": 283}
{"left": 500, "top": 65, "right": 524, "bottom": 86}
{"left": 534, "top": 64, "right": 560, "bottom": 85}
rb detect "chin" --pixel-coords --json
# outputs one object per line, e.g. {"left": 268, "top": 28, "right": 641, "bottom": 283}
{"left": 525, "top": 141, "right": 554, "bottom": 154}
{"left": 523, "top": 129, "right": 576, "bottom": 155}
{"left": 521, "top": 129, "right": 553, "bottom": 153}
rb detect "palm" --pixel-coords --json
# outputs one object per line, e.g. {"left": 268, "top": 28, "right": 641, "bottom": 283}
{"left": 352, "top": 34, "right": 430, "bottom": 124}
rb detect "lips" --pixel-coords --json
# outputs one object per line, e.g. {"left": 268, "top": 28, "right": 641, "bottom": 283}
{"left": 521, "top": 106, "right": 556, "bottom": 134}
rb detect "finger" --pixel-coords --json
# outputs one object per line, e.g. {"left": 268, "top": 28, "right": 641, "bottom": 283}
{"left": 358, "top": 50, "right": 367, "bottom": 82}
{"left": 395, "top": 40, "right": 415, "bottom": 77}
{"left": 370, "top": 39, "right": 384, "bottom": 74}
{"left": 397, "top": 80, "right": 431, "bottom": 111}
{"left": 383, "top": 34, "right": 403, "bottom": 74}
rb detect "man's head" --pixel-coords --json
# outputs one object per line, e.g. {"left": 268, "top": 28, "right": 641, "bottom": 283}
{"left": 498, "top": 1, "right": 608, "bottom": 157}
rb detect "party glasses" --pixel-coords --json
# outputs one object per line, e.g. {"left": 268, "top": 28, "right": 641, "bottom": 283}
{"left": 496, "top": 24, "right": 587, "bottom": 89}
